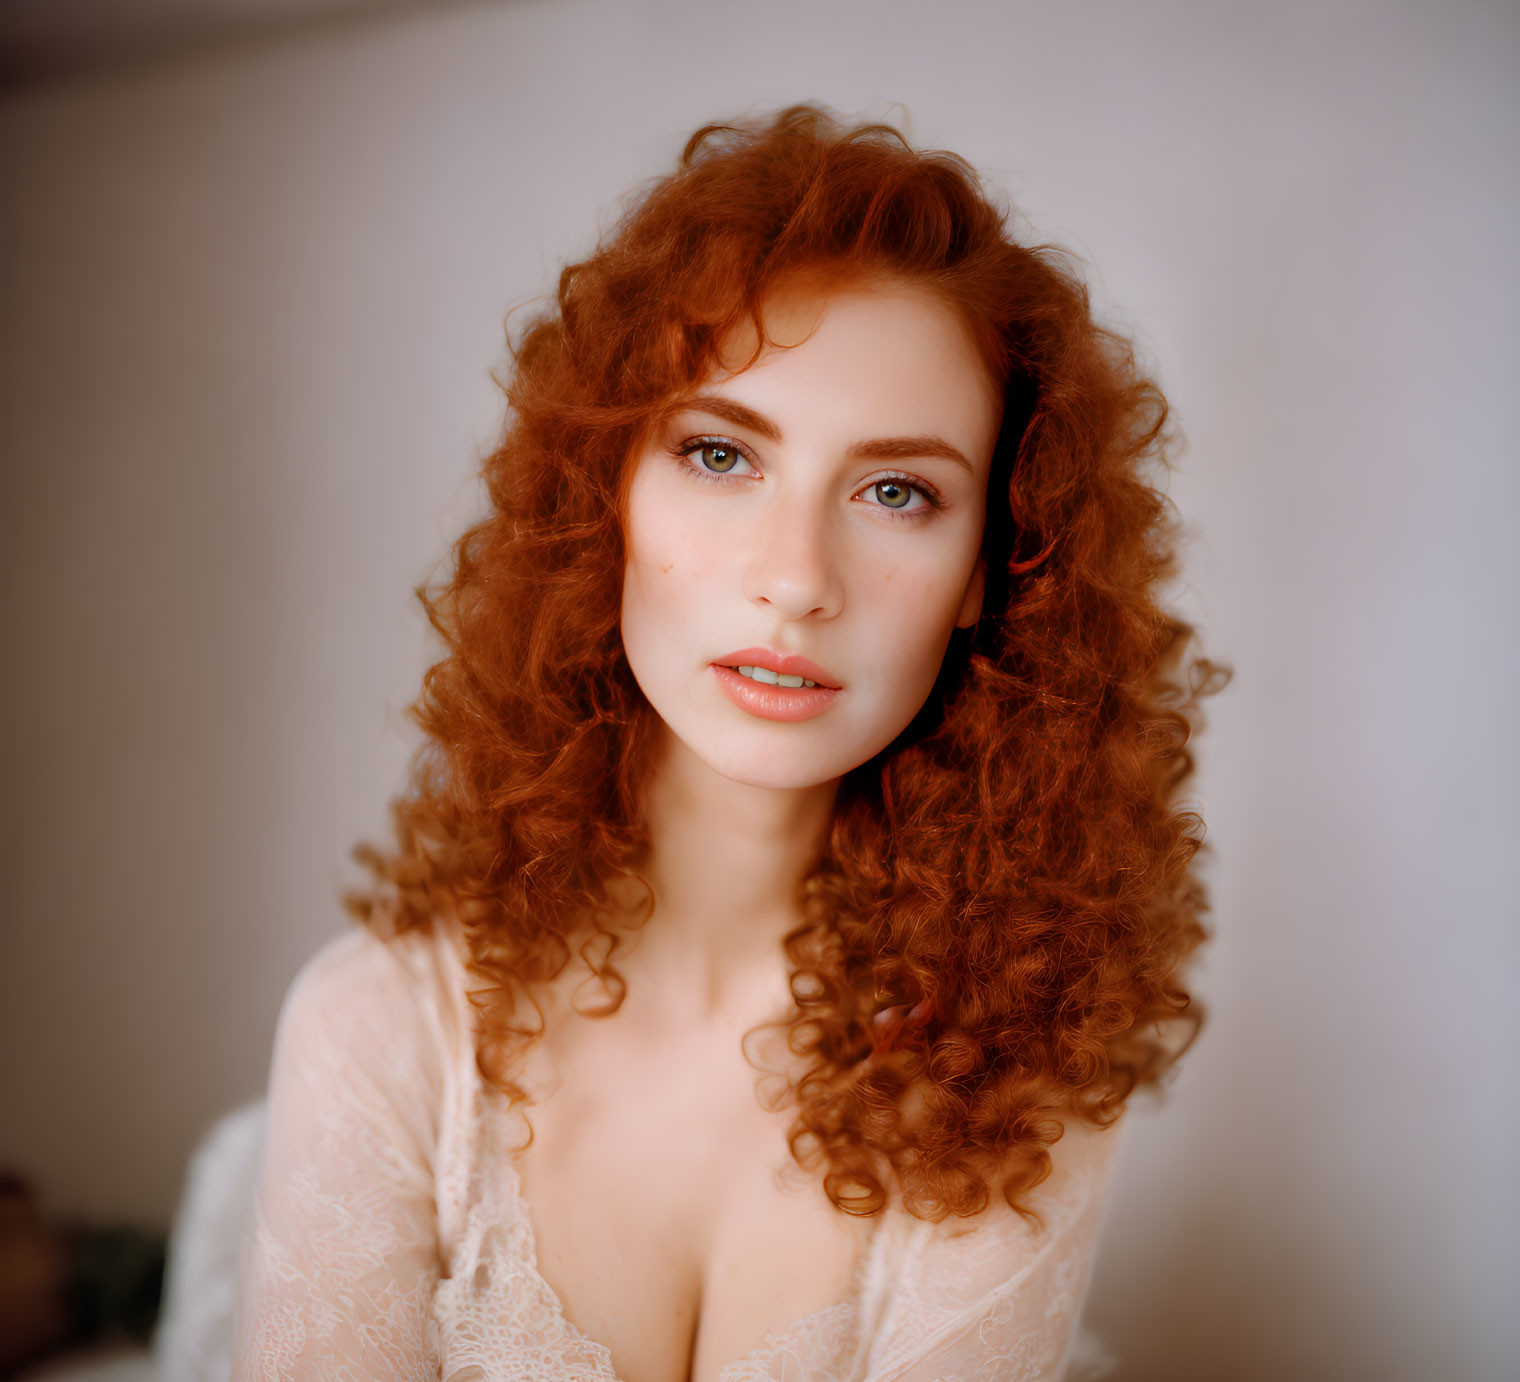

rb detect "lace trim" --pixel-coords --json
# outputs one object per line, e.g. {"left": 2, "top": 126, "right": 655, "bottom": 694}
{"left": 234, "top": 922, "right": 1120, "bottom": 1382}
{"left": 435, "top": 1076, "right": 881, "bottom": 1381}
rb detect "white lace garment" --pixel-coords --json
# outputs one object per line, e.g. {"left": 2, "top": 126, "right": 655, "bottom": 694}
{"left": 231, "top": 921, "right": 1122, "bottom": 1381}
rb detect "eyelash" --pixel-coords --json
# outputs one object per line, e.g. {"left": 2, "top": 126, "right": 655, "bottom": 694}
{"left": 671, "top": 435, "right": 946, "bottom": 516}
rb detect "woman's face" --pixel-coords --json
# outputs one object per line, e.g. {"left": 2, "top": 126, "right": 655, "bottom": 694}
{"left": 620, "top": 280, "right": 1002, "bottom": 791}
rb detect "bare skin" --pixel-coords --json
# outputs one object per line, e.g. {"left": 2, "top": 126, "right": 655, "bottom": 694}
{"left": 512, "top": 283, "right": 1003, "bottom": 1382}
{"left": 511, "top": 734, "right": 871, "bottom": 1382}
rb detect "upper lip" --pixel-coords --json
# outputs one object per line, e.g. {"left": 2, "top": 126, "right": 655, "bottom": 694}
{"left": 714, "top": 647, "right": 842, "bottom": 689}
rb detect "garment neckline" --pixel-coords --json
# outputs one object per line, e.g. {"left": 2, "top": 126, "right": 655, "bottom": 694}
{"left": 495, "top": 1128, "right": 886, "bottom": 1381}
{"left": 430, "top": 912, "right": 893, "bottom": 1380}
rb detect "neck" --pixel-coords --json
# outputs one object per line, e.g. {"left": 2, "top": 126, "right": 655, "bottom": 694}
{"left": 612, "top": 727, "right": 839, "bottom": 1022}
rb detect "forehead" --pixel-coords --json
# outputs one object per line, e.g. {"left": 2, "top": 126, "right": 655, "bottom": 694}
{"left": 698, "top": 281, "right": 1004, "bottom": 470}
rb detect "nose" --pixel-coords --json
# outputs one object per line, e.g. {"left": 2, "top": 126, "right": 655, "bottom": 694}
{"left": 741, "top": 491, "right": 845, "bottom": 622}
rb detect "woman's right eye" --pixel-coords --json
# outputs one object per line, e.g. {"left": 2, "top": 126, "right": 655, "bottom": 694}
{"left": 676, "top": 438, "right": 754, "bottom": 478}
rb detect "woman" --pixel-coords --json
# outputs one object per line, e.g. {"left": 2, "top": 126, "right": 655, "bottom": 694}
{"left": 232, "top": 105, "right": 1221, "bottom": 1381}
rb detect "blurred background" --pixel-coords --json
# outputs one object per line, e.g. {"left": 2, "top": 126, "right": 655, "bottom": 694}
{"left": 1, "top": 1, "right": 1515, "bottom": 1378}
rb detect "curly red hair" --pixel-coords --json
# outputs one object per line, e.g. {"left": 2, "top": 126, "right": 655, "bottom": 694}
{"left": 350, "top": 105, "right": 1226, "bottom": 1222}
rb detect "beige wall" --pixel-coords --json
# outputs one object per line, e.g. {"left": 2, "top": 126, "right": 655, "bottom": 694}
{"left": 2, "top": 1, "right": 1515, "bottom": 1377}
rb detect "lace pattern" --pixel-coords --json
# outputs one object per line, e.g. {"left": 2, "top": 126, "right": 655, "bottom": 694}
{"left": 232, "top": 924, "right": 1121, "bottom": 1381}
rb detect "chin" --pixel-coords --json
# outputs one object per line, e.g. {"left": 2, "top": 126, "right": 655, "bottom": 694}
{"left": 666, "top": 723, "right": 860, "bottom": 791}
{"left": 642, "top": 679, "right": 926, "bottom": 791}
{"left": 705, "top": 743, "right": 851, "bottom": 791}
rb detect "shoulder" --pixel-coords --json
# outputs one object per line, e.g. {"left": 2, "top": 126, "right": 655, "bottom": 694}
{"left": 270, "top": 922, "right": 465, "bottom": 1100}
{"left": 906, "top": 1119, "right": 1123, "bottom": 1301}
{"left": 282, "top": 921, "right": 439, "bottom": 1006}
{"left": 864, "top": 1119, "right": 1127, "bottom": 1373}
{"left": 929, "top": 1115, "right": 1125, "bottom": 1254}
{"left": 280, "top": 924, "right": 426, "bottom": 1029}
{"left": 1007, "top": 1115, "right": 1124, "bottom": 1224}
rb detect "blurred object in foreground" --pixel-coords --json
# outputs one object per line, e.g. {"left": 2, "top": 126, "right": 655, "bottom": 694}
{"left": 0, "top": 1172, "right": 69, "bottom": 1374}
{"left": 0, "top": 1170, "right": 164, "bottom": 1379}
{"left": 152, "top": 1102, "right": 265, "bottom": 1382}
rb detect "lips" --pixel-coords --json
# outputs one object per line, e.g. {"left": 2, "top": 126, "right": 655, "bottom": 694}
{"left": 710, "top": 665, "right": 841, "bottom": 723}
{"left": 713, "top": 647, "right": 841, "bottom": 690}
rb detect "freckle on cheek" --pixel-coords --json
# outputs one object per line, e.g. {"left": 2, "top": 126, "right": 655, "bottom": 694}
{"left": 660, "top": 563, "right": 674, "bottom": 574}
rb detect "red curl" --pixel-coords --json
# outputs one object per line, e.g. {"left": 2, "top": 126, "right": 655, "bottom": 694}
{"left": 346, "top": 104, "right": 1228, "bottom": 1223}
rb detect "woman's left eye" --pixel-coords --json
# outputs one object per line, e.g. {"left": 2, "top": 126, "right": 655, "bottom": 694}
{"left": 860, "top": 477, "right": 936, "bottom": 514}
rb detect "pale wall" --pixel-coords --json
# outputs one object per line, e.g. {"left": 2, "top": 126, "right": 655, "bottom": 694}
{"left": 1, "top": 2, "right": 1515, "bottom": 1378}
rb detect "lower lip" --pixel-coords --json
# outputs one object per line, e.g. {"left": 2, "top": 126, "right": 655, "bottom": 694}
{"left": 711, "top": 664, "right": 842, "bottom": 722}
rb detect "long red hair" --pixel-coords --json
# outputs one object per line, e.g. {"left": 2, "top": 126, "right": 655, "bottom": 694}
{"left": 350, "top": 105, "right": 1226, "bottom": 1221}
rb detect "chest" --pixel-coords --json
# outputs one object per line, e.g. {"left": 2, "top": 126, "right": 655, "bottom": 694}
{"left": 510, "top": 998, "right": 874, "bottom": 1382}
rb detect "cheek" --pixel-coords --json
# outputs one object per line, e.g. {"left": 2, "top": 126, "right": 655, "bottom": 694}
{"left": 628, "top": 526, "right": 719, "bottom": 603}
{"left": 626, "top": 469, "right": 717, "bottom": 573}
{"left": 850, "top": 551, "right": 975, "bottom": 711}
{"left": 870, "top": 555, "right": 970, "bottom": 644}
{"left": 622, "top": 487, "right": 721, "bottom": 648}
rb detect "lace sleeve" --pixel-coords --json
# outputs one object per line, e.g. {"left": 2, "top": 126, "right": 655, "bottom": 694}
{"left": 861, "top": 1120, "right": 1122, "bottom": 1382}
{"left": 231, "top": 928, "right": 447, "bottom": 1382}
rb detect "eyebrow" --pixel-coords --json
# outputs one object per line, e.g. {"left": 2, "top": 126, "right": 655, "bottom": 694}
{"left": 677, "top": 393, "right": 974, "bottom": 473}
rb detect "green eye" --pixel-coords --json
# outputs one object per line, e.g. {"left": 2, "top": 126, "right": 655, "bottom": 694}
{"left": 699, "top": 444, "right": 741, "bottom": 473}
{"left": 874, "top": 480, "right": 912, "bottom": 508}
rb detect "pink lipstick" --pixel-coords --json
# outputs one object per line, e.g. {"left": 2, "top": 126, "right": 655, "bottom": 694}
{"left": 713, "top": 648, "right": 841, "bottom": 688}
{"left": 711, "top": 647, "right": 842, "bottom": 723}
